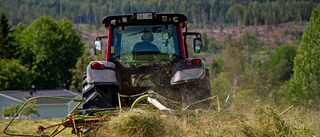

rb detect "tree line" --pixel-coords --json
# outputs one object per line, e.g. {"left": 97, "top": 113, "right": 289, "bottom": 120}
{"left": 0, "top": 0, "right": 318, "bottom": 29}
{"left": 0, "top": 12, "right": 84, "bottom": 90}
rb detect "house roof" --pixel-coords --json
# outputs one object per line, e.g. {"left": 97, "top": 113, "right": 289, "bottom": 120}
{"left": 0, "top": 89, "right": 82, "bottom": 105}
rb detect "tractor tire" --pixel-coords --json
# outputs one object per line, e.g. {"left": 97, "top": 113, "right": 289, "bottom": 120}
{"left": 82, "top": 72, "right": 87, "bottom": 88}
{"left": 82, "top": 76, "right": 115, "bottom": 135}
{"left": 82, "top": 86, "right": 113, "bottom": 111}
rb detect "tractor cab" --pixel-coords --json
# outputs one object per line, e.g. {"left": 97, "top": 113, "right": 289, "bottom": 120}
{"left": 111, "top": 24, "right": 180, "bottom": 68}
{"left": 94, "top": 12, "right": 202, "bottom": 68}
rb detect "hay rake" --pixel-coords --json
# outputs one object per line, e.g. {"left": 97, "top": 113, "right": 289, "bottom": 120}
{"left": 3, "top": 91, "right": 218, "bottom": 137}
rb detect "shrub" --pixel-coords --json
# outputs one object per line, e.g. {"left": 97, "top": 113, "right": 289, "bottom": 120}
{"left": 2, "top": 103, "right": 20, "bottom": 117}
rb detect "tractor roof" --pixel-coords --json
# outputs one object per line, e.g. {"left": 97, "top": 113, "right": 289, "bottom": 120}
{"left": 102, "top": 12, "right": 188, "bottom": 28}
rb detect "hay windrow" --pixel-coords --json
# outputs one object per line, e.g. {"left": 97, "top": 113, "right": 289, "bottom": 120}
{"left": 96, "top": 109, "right": 177, "bottom": 137}
{"left": 94, "top": 105, "right": 315, "bottom": 137}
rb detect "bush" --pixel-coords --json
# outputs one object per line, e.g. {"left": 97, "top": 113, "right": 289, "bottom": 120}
{"left": 2, "top": 101, "right": 39, "bottom": 118}
{"left": 2, "top": 103, "right": 20, "bottom": 117}
{"left": 267, "top": 44, "right": 297, "bottom": 85}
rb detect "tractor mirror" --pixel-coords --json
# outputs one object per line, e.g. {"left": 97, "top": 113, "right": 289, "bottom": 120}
{"left": 193, "top": 37, "right": 202, "bottom": 53}
{"left": 94, "top": 40, "right": 102, "bottom": 55}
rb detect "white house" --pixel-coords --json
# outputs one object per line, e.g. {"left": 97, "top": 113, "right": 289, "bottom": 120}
{"left": 0, "top": 89, "right": 82, "bottom": 118}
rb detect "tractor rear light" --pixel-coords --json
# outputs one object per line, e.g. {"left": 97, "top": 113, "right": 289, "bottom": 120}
{"left": 91, "top": 62, "right": 100, "bottom": 68}
{"left": 186, "top": 59, "right": 201, "bottom": 66}
{"left": 100, "top": 64, "right": 105, "bottom": 69}
{"left": 192, "top": 59, "right": 201, "bottom": 65}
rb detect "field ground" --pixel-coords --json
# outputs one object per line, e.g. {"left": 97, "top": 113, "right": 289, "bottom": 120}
{"left": 0, "top": 118, "right": 74, "bottom": 137}
{"left": 1, "top": 106, "right": 319, "bottom": 136}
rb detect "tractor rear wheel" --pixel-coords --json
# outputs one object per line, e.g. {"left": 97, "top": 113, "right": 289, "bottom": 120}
{"left": 81, "top": 84, "right": 115, "bottom": 135}
{"left": 82, "top": 86, "right": 114, "bottom": 111}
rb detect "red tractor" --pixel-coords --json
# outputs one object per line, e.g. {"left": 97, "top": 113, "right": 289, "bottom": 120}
{"left": 82, "top": 12, "right": 212, "bottom": 113}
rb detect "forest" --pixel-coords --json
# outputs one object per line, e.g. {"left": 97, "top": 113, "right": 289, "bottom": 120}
{"left": 1, "top": 0, "right": 320, "bottom": 112}
{"left": 1, "top": 0, "right": 318, "bottom": 28}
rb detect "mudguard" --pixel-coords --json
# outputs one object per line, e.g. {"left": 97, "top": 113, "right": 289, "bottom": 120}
{"left": 86, "top": 61, "right": 120, "bottom": 85}
{"left": 170, "top": 58, "right": 207, "bottom": 85}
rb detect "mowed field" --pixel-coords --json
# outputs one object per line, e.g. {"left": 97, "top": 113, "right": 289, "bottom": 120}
{"left": 1, "top": 106, "right": 319, "bottom": 137}
{"left": 0, "top": 118, "right": 74, "bottom": 137}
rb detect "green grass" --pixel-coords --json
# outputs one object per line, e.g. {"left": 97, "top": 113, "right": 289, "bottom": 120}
{"left": 0, "top": 118, "right": 74, "bottom": 137}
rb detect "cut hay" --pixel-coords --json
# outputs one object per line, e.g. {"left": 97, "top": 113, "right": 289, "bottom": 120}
{"left": 96, "top": 109, "right": 177, "bottom": 137}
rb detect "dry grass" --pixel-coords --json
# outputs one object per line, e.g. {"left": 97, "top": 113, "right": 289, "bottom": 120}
{"left": 1, "top": 106, "right": 319, "bottom": 137}
{"left": 240, "top": 106, "right": 314, "bottom": 136}
{"left": 94, "top": 106, "right": 316, "bottom": 137}
{"left": 299, "top": 108, "right": 320, "bottom": 136}
{"left": 94, "top": 110, "right": 174, "bottom": 137}
{"left": 95, "top": 109, "right": 173, "bottom": 137}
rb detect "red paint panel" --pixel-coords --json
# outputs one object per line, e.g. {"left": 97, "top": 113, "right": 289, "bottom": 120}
{"left": 106, "top": 25, "right": 112, "bottom": 61}
{"left": 178, "top": 23, "right": 186, "bottom": 58}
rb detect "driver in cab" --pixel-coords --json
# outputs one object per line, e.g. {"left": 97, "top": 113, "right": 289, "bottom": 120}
{"left": 132, "top": 31, "right": 160, "bottom": 53}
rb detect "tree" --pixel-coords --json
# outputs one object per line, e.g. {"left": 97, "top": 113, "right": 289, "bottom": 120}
{"left": 0, "top": 12, "right": 17, "bottom": 59}
{"left": 226, "top": 4, "right": 244, "bottom": 26}
{"left": 71, "top": 50, "right": 94, "bottom": 92}
{"left": 241, "top": 31, "right": 259, "bottom": 54}
{"left": 267, "top": 45, "right": 297, "bottom": 85}
{"left": 0, "top": 59, "right": 30, "bottom": 90}
{"left": 289, "top": 5, "right": 320, "bottom": 107}
{"left": 0, "top": 0, "right": 315, "bottom": 28}
{"left": 202, "top": 33, "right": 209, "bottom": 52}
{"left": 210, "top": 56, "right": 225, "bottom": 78}
{"left": 18, "top": 16, "right": 84, "bottom": 89}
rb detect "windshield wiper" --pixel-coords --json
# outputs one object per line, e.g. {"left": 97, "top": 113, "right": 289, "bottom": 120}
{"left": 128, "top": 30, "right": 150, "bottom": 36}
{"left": 128, "top": 27, "right": 161, "bottom": 36}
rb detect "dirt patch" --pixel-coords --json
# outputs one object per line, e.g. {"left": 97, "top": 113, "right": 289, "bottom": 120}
{"left": 198, "top": 22, "right": 306, "bottom": 47}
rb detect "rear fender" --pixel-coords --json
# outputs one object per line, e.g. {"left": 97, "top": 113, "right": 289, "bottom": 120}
{"left": 170, "top": 59, "right": 207, "bottom": 85}
{"left": 86, "top": 61, "right": 120, "bottom": 85}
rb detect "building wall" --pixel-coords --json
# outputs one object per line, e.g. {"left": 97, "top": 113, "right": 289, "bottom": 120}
{"left": 1, "top": 96, "right": 72, "bottom": 118}
{"left": 1, "top": 94, "right": 83, "bottom": 119}
{"left": 29, "top": 105, "right": 69, "bottom": 118}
